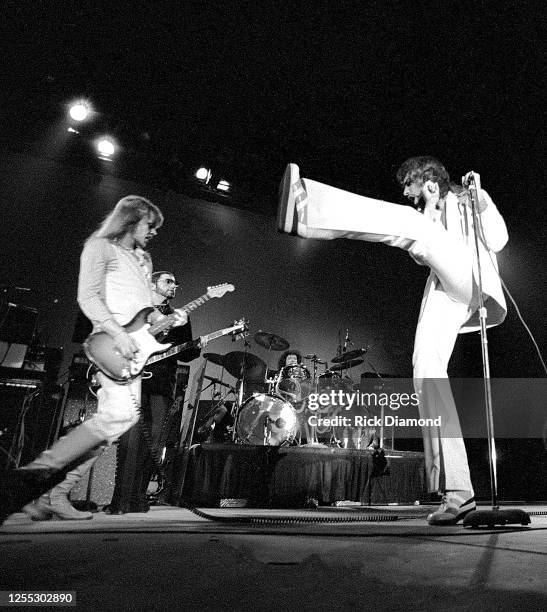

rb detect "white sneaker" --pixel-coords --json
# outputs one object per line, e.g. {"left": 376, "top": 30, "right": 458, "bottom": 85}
{"left": 427, "top": 491, "right": 476, "bottom": 525}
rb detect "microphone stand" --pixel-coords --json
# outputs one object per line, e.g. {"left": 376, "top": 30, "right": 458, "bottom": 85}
{"left": 462, "top": 173, "right": 529, "bottom": 528}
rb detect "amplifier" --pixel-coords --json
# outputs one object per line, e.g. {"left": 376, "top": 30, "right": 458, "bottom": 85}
{"left": 0, "top": 383, "right": 62, "bottom": 471}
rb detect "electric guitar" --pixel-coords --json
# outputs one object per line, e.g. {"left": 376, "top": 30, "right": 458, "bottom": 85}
{"left": 83, "top": 283, "right": 235, "bottom": 381}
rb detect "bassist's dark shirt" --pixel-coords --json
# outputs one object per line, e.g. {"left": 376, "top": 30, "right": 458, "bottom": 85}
{"left": 143, "top": 303, "right": 200, "bottom": 396}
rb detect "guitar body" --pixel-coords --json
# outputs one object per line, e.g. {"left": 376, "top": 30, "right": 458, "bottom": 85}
{"left": 83, "top": 307, "right": 172, "bottom": 382}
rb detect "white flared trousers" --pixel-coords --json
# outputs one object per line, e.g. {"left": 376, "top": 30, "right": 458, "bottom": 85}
{"left": 300, "top": 177, "right": 474, "bottom": 492}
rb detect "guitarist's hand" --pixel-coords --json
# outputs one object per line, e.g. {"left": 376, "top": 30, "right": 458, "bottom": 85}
{"left": 114, "top": 331, "right": 139, "bottom": 360}
{"left": 172, "top": 309, "right": 189, "bottom": 327}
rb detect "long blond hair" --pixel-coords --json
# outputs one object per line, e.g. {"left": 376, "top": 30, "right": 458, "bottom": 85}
{"left": 91, "top": 195, "right": 164, "bottom": 242}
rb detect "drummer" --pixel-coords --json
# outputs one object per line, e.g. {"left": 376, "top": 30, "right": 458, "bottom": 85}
{"left": 278, "top": 349, "right": 304, "bottom": 372}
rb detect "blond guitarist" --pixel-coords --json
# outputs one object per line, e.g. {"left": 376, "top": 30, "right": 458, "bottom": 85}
{"left": 6, "top": 196, "right": 186, "bottom": 523}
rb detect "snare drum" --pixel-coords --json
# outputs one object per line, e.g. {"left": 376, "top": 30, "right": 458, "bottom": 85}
{"left": 236, "top": 393, "right": 298, "bottom": 445}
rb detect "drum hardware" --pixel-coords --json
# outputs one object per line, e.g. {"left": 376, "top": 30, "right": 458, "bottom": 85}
{"left": 264, "top": 374, "right": 278, "bottom": 395}
{"left": 304, "top": 353, "right": 326, "bottom": 365}
{"left": 223, "top": 337, "right": 268, "bottom": 441}
{"left": 275, "top": 364, "right": 312, "bottom": 405}
{"left": 329, "top": 358, "right": 364, "bottom": 371}
{"left": 331, "top": 347, "right": 369, "bottom": 363}
{"left": 202, "top": 353, "right": 225, "bottom": 367}
{"left": 253, "top": 330, "right": 290, "bottom": 394}
{"left": 196, "top": 394, "right": 233, "bottom": 443}
{"left": 203, "top": 374, "right": 234, "bottom": 391}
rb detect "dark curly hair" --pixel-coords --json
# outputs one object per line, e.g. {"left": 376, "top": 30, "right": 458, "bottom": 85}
{"left": 278, "top": 349, "right": 303, "bottom": 370}
{"left": 396, "top": 156, "right": 451, "bottom": 198}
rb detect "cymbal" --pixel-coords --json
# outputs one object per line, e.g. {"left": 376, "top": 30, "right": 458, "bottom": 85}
{"left": 203, "top": 353, "right": 225, "bottom": 366}
{"left": 331, "top": 348, "right": 368, "bottom": 363}
{"left": 223, "top": 351, "right": 267, "bottom": 382}
{"left": 329, "top": 358, "right": 364, "bottom": 371}
{"left": 253, "top": 330, "right": 290, "bottom": 351}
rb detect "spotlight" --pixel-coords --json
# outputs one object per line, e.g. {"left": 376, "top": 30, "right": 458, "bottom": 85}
{"left": 195, "top": 167, "right": 211, "bottom": 182}
{"left": 216, "top": 179, "right": 231, "bottom": 192}
{"left": 96, "top": 137, "right": 116, "bottom": 159}
{"left": 68, "top": 101, "right": 91, "bottom": 122}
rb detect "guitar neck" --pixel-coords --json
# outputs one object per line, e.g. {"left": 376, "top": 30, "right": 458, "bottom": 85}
{"left": 147, "top": 339, "right": 199, "bottom": 365}
{"left": 146, "top": 325, "right": 242, "bottom": 367}
{"left": 148, "top": 293, "right": 211, "bottom": 336}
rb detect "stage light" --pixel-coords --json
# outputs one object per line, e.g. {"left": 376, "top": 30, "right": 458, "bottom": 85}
{"left": 96, "top": 137, "right": 116, "bottom": 159}
{"left": 68, "top": 101, "right": 91, "bottom": 122}
{"left": 195, "top": 167, "right": 211, "bottom": 182}
{"left": 217, "top": 179, "right": 231, "bottom": 192}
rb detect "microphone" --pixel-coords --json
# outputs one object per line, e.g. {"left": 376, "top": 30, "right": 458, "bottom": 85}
{"left": 203, "top": 375, "right": 233, "bottom": 390}
{"left": 462, "top": 171, "right": 477, "bottom": 188}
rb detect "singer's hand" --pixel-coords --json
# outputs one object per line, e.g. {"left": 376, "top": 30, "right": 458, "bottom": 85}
{"left": 200, "top": 336, "right": 209, "bottom": 348}
{"left": 462, "top": 171, "right": 481, "bottom": 192}
{"left": 462, "top": 171, "right": 488, "bottom": 213}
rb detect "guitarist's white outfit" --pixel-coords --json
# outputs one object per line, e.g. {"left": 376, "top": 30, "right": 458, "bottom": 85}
{"left": 76, "top": 237, "right": 157, "bottom": 442}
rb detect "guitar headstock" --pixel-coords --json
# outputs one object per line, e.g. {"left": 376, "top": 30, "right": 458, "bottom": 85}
{"left": 231, "top": 317, "right": 249, "bottom": 341}
{"left": 207, "top": 283, "right": 235, "bottom": 299}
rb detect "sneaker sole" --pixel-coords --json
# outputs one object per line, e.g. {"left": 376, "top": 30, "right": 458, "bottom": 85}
{"left": 277, "top": 163, "right": 300, "bottom": 235}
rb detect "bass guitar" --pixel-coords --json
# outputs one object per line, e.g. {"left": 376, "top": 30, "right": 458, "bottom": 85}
{"left": 142, "top": 319, "right": 248, "bottom": 378}
{"left": 83, "top": 283, "right": 235, "bottom": 381}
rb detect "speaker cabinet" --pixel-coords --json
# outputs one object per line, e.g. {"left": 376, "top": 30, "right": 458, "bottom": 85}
{"left": 69, "top": 443, "right": 117, "bottom": 506}
{"left": 62, "top": 381, "right": 117, "bottom": 506}
{"left": 0, "top": 384, "right": 62, "bottom": 471}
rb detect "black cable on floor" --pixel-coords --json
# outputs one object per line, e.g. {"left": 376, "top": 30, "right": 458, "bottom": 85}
{"left": 180, "top": 504, "right": 427, "bottom": 523}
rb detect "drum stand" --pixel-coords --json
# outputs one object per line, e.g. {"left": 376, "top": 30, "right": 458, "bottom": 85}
{"left": 231, "top": 338, "right": 251, "bottom": 442}
{"left": 304, "top": 354, "right": 326, "bottom": 445}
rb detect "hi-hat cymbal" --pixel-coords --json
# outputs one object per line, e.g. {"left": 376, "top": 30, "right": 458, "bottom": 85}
{"left": 329, "top": 358, "right": 364, "bottom": 371}
{"left": 223, "top": 351, "right": 267, "bottom": 382}
{"left": 331, "top": 348, "right": 369, "bottom": 363}
{"left": 203, "top": 353, "right": 225, "bottom": 366}
{"left": 254, "top": 330, "right": 290, "bottom": 351}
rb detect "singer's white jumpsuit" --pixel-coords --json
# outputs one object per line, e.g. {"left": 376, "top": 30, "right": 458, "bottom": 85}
{"left": 291, "top": 175, "right": 508, "bottom": 492}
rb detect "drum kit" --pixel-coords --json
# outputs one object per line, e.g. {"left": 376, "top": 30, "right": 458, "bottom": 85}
{"left": 201, "top": 328, "right": 370, "bottom": 448}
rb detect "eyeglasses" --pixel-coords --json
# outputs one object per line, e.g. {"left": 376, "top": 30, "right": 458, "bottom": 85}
{"left": 163, "top": 279, "right": 179, "bottom": 287}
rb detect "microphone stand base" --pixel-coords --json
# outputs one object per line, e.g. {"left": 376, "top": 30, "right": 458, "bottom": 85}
{"left": 463, "top": 508, "right": 531, "bottom": 529}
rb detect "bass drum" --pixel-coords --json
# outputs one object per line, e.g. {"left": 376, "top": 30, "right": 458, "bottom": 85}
{"left": 236, "top": 393, "right": 298, "bottom": 446}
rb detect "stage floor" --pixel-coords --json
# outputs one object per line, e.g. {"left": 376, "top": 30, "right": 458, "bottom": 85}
{"left": 2, "top": 504, "right": 546, "bottom": 610}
